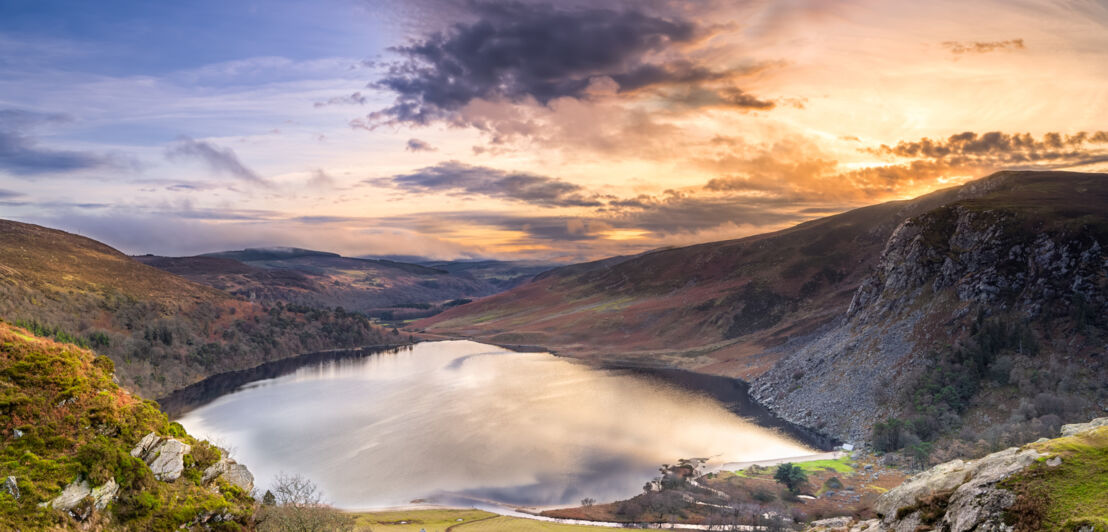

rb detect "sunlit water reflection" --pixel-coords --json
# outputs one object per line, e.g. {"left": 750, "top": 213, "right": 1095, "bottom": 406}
{"left": 177, "top": 341, "right": 811, "bottom": 509}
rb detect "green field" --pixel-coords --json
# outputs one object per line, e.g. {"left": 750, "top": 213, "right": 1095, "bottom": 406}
{"left": 793, "top": 457, "right": 856, "bottom": 474}
{"left": 350, "top": 509, "right": 610, "bottom": 531}
{"left": 732, "top": 456, "right": 856, "bottom": 477}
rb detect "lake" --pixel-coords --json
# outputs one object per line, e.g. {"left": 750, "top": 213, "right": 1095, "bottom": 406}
{"left": 171, "top": 340, "right": 814, "bottom": 509}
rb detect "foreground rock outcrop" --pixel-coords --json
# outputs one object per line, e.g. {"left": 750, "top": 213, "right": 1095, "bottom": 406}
{"left": 807, "top": 418, "right": 1108, "bottom": 531}
{"left": 131, "top": 432, "right": 192, "bottom": 481}
{"left": 0, "top": 322, "right": 256, "bottom": 530}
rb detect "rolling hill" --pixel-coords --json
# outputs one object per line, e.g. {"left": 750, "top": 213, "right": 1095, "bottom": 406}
{"left": 0, "top": 220, "right": 394, "bottom": 398}
{"left": 136, "top": 249, "right": 556, "bottom": 322}
{"left": 417, "top": 171, "right": 1108, "bottom": 447}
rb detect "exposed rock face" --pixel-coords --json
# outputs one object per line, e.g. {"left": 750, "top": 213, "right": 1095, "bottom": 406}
{"left": 874, "top": 446, "right": 1041, "bottom": 531}
{"left": 1061, "top": 417, "right": 1108, "bottom": 436}
{"left": 40, "top": 476, "right": 119, "bottom": 520}
{"left": 90, "top": 478, "right": 118, "bottom": 510}
{"left": 807, "top": 419, "right": 1107, "bottom": 532}
{"left": 38, "top": 434, "right": 256, "bottom": 525}
{"left": 3, "top": 476, "right": 18, "bottom": 500}
{"left": 753, "top": 197, "right": 1107, "bottom": 442}
{"left": 43, "top": 478, "right": 91, "bottom": 512}
{"left": 203, "top": 457, "right": 255, "bottom": 492}
{"left": 130, "top": 431, "right": 191, "bottom": 481}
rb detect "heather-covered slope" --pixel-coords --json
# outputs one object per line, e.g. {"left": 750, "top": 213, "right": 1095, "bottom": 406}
{"left": 0, "top": 321, "right": 254, "bottom": 530}
{"left": 0, "top": 220, "right": 391, "bottom": 397}
{"left": 416, "top": 174, "right": 974, "bottom": 377}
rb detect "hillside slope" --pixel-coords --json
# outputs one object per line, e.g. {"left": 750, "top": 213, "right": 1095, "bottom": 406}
{"left": 0, "top": 321, "right": 254, "bottom": 530}
{"left": 416, "top": 173, "right": 998, "bottom": 376}
{"left": 752, "top": 171, "right": 1108, "bottom": 445}
{"left": 0, "top": 220, "right": 392, "bottom": 397}
{"left": 136, "top": 248, "right": 549, "bottom": 321}
{"left": 418, "top": 171, "right": 1108, "bottom": 446}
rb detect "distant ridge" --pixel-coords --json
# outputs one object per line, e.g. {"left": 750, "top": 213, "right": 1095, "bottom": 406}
{"left": 201, "top": 246, "right": 341, "bottom": 261}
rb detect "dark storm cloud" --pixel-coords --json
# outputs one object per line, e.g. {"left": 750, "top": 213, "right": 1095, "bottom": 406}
{"left": 942, "top": 39, "right": 1025, "bottom": 54}
{"left": 313, "top": 91, "right": 368, "bottom": 108}
{"left": 385, "top": 161, "right": 604, "bottom": 207}
{"left": 0, "top": 108, "right": 122, "bottom": 176}
{"left": 368, "top": 2, "right": 770, "bottom": 124}
{"left": 406, "top": 138, "right": 437, "bottom": 152}
{"left": 165, "top": 137, "right": 269, "bottom": 186}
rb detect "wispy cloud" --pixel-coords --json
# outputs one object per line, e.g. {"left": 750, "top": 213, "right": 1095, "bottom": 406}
{"left": 942, "top": 38, "right": 1025, "bottom": 54}
{"left": 164, "top": 137, "right": 269, "bottom": 186}
{"left": 0, "top": 108, "right": 126, "bottom": 176}
{"left": 406, "top": 138, "right": 436, "bottom": 152}
{"left": 385, "top": 161, "right": 604, "bottom": 207}
{"left": 313, "top": 91, "right": 368, "bottom": 108}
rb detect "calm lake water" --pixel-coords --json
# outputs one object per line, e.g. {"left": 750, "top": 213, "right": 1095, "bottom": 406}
{"left": 173, "top": 340, "right": 813, "bottom": 509}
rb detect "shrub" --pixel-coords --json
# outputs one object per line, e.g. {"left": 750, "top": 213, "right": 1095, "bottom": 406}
{"left": 774, "top": 463, "right": 808, "bottom": 493}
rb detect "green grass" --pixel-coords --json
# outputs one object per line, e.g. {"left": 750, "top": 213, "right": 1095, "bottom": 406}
{"left": 733, "top": 457, "right": 855, "bottom": 477}
{"left": 349, "top": 509, "right": 610, "bottom": 531}
{"left": 794, "top": 458, "right": 856, "bottom": 474}
{"left": 350, "top": 508, "right": 496, "bottom": 531}
{"left": 459, "top": 516, "right": 610, "bottom": 531}
{"left": 1002, "top": 426, "right": 1108, "bottom": 529}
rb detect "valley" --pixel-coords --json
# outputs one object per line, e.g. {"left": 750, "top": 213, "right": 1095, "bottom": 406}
{"left": 2, "top": 171, "right": 1106, "bottom": 530}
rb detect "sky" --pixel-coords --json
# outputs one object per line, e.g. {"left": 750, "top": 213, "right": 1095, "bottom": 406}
{"left": 1, "top": 0, "right": 1107, "bottom": 261}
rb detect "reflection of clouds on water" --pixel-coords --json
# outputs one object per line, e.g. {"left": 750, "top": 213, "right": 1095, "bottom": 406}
{"left": 442, "top": 350, "right": 506, "bottom": 370}
{"left": 179, "top": 341, "right": 812, "bottom": 509}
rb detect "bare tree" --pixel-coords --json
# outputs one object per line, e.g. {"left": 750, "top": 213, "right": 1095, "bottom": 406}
{"left": 256, "top": 472, "right": 354, "bottom": 532}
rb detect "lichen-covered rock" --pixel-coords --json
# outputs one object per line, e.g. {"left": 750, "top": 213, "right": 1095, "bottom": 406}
{"left": 3, "top": 476, "right": 18, "bottom": 500}
{"left": 203, "top": 457, "right": 255, "bottom": 492}
{"left": 90, "top": 478, "right": 118, "bottom": 510}
{"left": 1061, "top": 417, "right": 1108, "bottom": 437}
{"left": 130, "top": 432, "right": 191, "bottom": 481}
{"left": 129, "top": 431, "right": 160, "bottom": 458}
{"left": 40, "top": 476, "right": 120, "bottom": 514}
{"left": 43, "top": 478, "right": 91, "bottom": 512}
{"left": 808, "top": 516, "right": 852, "bottom": 530}
{"left": 149, "top": 439, "right": 191, "bottom": 481}
{"left": 871, "top": 445, "right": 1042, "bottom": 531}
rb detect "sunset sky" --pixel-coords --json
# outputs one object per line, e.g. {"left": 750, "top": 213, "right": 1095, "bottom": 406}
{"left": 1, "top": 0, "right": 1107, "bottom": 261}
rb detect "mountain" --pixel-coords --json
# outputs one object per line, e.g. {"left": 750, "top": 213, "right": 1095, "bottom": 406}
{"left": 0, "top": 220, "right": 392, "bottom": 398}
{"left": 416, "top": 171, "right": 1108, "bottom": 448}
{"left": 136, "top": 250, "right": 555, "bottom": 322}
{"left": 0, "top": 320, "right": 255, "bottom": 529}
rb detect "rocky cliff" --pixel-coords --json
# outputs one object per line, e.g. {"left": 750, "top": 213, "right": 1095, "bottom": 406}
{"left": 751, "top": 172, "right": 1107, "bottom": 445}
